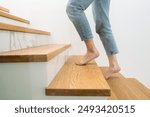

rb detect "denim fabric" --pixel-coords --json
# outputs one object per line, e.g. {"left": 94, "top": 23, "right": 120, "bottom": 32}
{"left": 66, "top": 0, "right": 119, "bottom": 56}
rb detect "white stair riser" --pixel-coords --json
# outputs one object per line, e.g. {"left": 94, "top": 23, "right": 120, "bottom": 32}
{"left": 0, "top": 30, "right": 50, "bottom": 52}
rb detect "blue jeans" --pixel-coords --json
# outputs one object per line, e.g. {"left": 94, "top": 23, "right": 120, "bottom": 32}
{"left": 66, "top": 0, "right": 119, "bottom": 56}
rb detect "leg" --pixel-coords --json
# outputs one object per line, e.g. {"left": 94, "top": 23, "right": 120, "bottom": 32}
{"left": 92, "top": 0, "right": 121, "bottom": 78}
{"left": 66, "top": 0, "right": 99, "bottom": 65}
{"left": 76, "top": 39, "right": 99, "bottom": 65}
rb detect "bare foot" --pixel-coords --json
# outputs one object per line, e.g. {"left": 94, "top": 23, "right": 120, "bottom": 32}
{"left": 76, "top": 50, "right": 99, "bottom": 66}
{"left": 104, "top": 65, "right": 121, "bottom": 79}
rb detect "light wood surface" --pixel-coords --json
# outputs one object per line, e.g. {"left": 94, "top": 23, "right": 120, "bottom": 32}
{"left": 0, "top": 22, "right": 50, "bottom": 35}
{"left": 107, "top": 78, "right": 150, "bottom": 100}
{"left": 46, "top": 55, "right": 111, "bottom": 96}
{"left": 100, "top": 67, "right": 124, "bottom": 78}
{"left": 0, "top": 6, "right": 9, "bottom": 13}
{"left": 0, "top": 44, "right": 71, "bottom": 62}
{"left": 0, "top": 11, "right": 30, "bottom": 24}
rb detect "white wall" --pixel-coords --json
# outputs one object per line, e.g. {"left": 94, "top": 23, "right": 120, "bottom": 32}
{"left": 1, "top": 0, "right": 150, "bottom": 88}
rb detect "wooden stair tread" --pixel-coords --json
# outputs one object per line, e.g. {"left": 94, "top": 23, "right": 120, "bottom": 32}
{"left": 100, "top": 67, "right": 124, "bottom": 78}
{"left": 0, "top": 6, "right": 9, "bottom": 13}
{"left": 46, "top": 55, "right": 111, "bottom": 96}
{"left": 0, "top": 22, "right": 50, "bottom": 35}
{"left": 107, "top": 78, "right": 150, "bottom": 100}
{"left": 0, "top": 44, "right": 71, "bottom": 62}
{"left": 0, "top": 11, "right": 30, "bottom": 24}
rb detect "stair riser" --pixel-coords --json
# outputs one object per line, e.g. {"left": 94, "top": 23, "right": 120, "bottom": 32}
{"left": 0, "top": 30, "right": 50, "bottom": 53}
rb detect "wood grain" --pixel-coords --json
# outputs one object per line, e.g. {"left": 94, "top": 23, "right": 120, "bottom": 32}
{"left": 0, "top": 44, "right": 71, "bottom": 62}
{"left": 107, "top": 78, "right": 150, "bottom": 100}
{"left": 100, "top": 67, "right": 124, "bottom": 78}
{"left": 0, "top": 22, "right": 50, "bottom": 35}
{"left": 0, "top": 6, "right": 9, "bottom": 13}
{"left": 0, "top": 11, "right": 30, "bottom": 24}
{"left": 46, "top": 55, "right": 111, "bottom": 96}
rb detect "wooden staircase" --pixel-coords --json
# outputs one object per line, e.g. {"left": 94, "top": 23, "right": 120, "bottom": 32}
{"left": 45, "top": 61, "right": 150, "bottom": 100}
{"left": 0, "top": 6, "right": 50, "bottom": 35}
{"left": 0, "top": 6, "right": 72, "bottom": 99}
{"left": 0, "top": 5, "right": 51, "bottom": 53}
{"left": 0, "top": 6, "right": 150, "bottom": 100}
{"left": 100, "top": 67, "right": 150, "bottom": 100}
{"left": 0, "top": 44, "right": 71, "bottom": 99}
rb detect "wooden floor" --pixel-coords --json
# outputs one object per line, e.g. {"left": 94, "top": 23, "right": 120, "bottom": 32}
{"left": 107, "top": 78, "right": 150, "bottom": 100}
{"left": 46, "top": 56, "right": 111, "bottom": 96}
{"left": 0, "top": 44, "right": 71, "bottom": 62}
